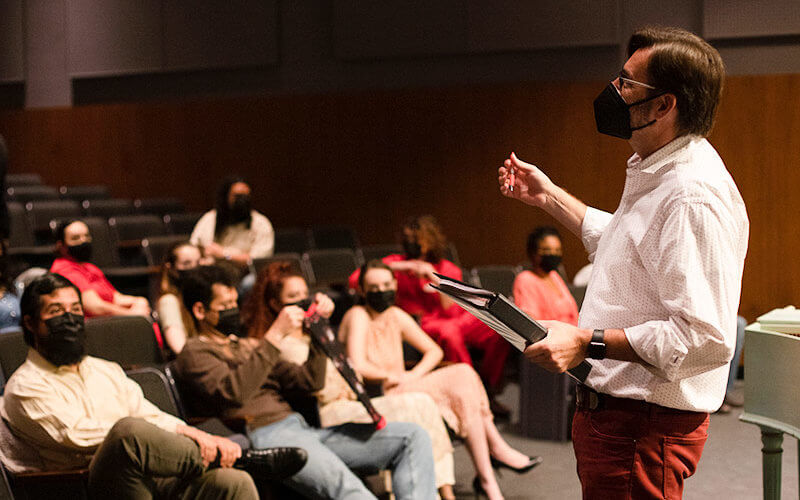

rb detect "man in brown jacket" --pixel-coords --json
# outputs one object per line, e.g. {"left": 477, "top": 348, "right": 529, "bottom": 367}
{"left": 175, "top": 265, "right": 437, "bottom": 500}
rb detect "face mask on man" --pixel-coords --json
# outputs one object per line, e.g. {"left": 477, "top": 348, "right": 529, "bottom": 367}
{"left": 67, "top": 241, "right": 92, "bottom": 262}
{"left": 215, "top": 307, "right": 243, "bottom": 337}
{"left": 230, "top": 195, "right": 251, "bottom": 222}
{"left": 365, "top": 290, "right": 396, "bottom": 313}
{"left": 593, "top": 83, "right": 666, "bottom": 139}
{"left": 40, "top": 312, "right": 86, "bottom": 366}
{"left": 538, "top": 254, "right": 563, "bottom": 273}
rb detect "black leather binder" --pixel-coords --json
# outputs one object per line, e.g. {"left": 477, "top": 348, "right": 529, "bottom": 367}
{"left": 430, "top": 273, "right": 591, "bottom": 383}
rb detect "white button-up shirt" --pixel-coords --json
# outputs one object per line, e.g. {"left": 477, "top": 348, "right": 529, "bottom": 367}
{"left": 579, "top": 135, "right": 749, "bottom": 412}
{"left": 2, "top": 350, "right": 184, "bottom": 470}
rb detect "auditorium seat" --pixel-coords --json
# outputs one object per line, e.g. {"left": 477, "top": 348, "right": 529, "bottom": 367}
{"left": 59, "top": 185, "right": 110, "bottom": 202}
{"left": 472, "top": 265, "right": 519, "bottom": 298}
{"left": 0, "top": 330, "right": 27, "bottom": 383}
{"left": 126, "top": 366, "right": 185, "bottom": 419}
{"left": 359, "top": 243, "right": 402, "bottom": 263}
{"left": 81, "top": 198, "right": 134, "bottom": 218}
{"left": 26, "top": 200, "right": 81, "bottom": 244}
{"left": 143, "top": 235, "right": 191, "bottom": 266}
{"left": 163, "top": 212, "right": 203, "bottom": 236}
{"left": 7, "top": 202, "right": 55, "bottom": 269}
{"left": 275, "top": 227, "right": 312, "bottom": 254}
{"left": 134, "top": 198, "right": 185, "bottom": 215}
{"left": 109, "top": 215, "right": 166, "bottom": 268}
{"left": 85, "top": 316, "right": 164, "bottom": 369}
{"left": 109, "top": 215, "right": 166, "bottom": 242}
{"left": 5, "top": 173, "right": 42, "bottom": 187}
{"left": 445, "top": 242, "right": 462, "bottom": 268}
{"left": 303, "top": 248, "right": 359, "bottom": 288}
{"left": 250, "top": 253, "right": 309, "bottom": 281}
{"left": 5, "top": 185, "right": 59, "bottom": 203}
{"left": 310, "top": 225, "right": 359, "bottom": 250}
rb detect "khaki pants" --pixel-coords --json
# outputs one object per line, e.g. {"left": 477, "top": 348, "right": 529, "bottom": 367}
{"left": 88, "top": 417, "right": 257, "bottom": 500}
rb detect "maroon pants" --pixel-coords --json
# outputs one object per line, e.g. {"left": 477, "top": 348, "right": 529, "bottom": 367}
{"left": 572, "top": 401, "right": 709, "bottom": 499}
{"left": 420, "top": 310, "right": 510, "bottom": 389}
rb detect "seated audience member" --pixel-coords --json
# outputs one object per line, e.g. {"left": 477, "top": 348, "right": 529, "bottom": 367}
{"left": 348, "top": 215, "right": 510, "bottom": 415}
{"left": 175, "top": 265, "right": 437, "bottom": 500}
{"left": 190, "top": 176, "right": 274, "bottom": 267}
{"left": 1, "top": 273, "right": 259, "bottom": 499}
{"left": 157, "top": 241, "right": 204, "bottom": 355}
{"left": 243, "top": 261, "right": 458, "bottom": 500}
{"left": 513, "top": 226, "right": 579, "bottom": 325}
{"left": 0, "top": 241, "right": 20, "bottom": 333}
{"left": 343, "top": 260, "right": 541, "bottom": 500}
{"left": 50, "top": 219, "right": 151, "bottom": 318}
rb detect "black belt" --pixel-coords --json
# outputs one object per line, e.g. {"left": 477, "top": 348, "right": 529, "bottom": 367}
{"left": 575, "top": 384, "right": 700, "bottom": 415}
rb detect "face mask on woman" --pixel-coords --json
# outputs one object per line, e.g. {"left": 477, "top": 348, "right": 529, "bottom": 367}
{"left": 538, "top": 254, "right": 563, "bottom": 273}
{"left": 365, "top": 290, "right": 396, "bottom": 313}
{"left": 284, "top": 298, "right": 313, "bottom": 311}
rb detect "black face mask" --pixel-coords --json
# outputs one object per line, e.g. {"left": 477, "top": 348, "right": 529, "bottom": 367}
{"left": 230, "top": 195, "right": 251, "bottom": 222}
{"left": 365, "top": 290, "right": 395, "bottom": 313}
{"left": 538, "top": 254, "right": 563, "bottom": 273}
{"left": 402, "top": 240, "right": 422, "bottom": 260}
{"left": 284, "top": 298, "right": 313, "bottom": 312}
{"left": 40, "top": 313, "right": 86, "bottom": 366}
{"left": 215, "top": 307, "right": 243, "bottom": 337}
{"left": 593, "top": 83, "right": 666, "bottom": 139}
{"left": 67, "top": 241, "right": 92, "bottom": 262}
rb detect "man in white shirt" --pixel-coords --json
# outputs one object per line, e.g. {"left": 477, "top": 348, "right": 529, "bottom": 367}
{"left": 499, "top": 26, "right": 748, "bottom": 498}
{"left": 2, "top": 273, "right": 258, "bottom": 499}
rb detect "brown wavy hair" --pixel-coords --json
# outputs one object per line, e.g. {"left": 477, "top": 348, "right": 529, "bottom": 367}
{"left": 404, "top": 215, "right": 447, "bottom": 262}
{"left": 241, "top": 261, "right": 304, "bottom": 338}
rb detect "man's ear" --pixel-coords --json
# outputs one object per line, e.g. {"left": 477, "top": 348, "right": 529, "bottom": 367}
{"left": 23, "top": 315, "right": 36, "bottom": 336}
{"left": 655, "top": 93, "right": 677, "bottom": 117}
{"left": 55, "top": 241, "right": 67, "bottom": 255}
{"left": 192, "top": 302, "right": 206, "bottom": 322}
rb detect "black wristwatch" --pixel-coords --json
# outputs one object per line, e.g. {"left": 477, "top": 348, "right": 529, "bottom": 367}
{"left": 586, "top": 329, "right": 606, "bottom": 359}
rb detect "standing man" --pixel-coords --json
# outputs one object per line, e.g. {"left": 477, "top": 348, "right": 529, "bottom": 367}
{"left": 499, "top": 27, "right": 748, "bottom": 499}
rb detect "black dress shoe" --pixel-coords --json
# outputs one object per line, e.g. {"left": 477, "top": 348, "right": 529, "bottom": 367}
{"left": 233, "top": 447, "right": 308, "bottom": 480}
{"left": 490, "top": 455, "right": 543, "bottom": 474}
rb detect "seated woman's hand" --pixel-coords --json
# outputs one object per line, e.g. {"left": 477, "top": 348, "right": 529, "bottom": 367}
{"left": 313, "top": 292, "right": 335, "bottom": 319}
{"left": 270, "top": 306, "right": 305, "bottom": 337}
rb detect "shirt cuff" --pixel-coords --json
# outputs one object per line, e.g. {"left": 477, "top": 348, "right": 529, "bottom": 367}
{"left": 581, "top": 207, "right": 613, "bottom": 259}
{"left": 624, "top": 321, "right": 688, "bottom": 381}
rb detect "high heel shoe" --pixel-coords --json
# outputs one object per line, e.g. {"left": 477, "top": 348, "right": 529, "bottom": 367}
{"left": 490, "top": 455, "right": 543, "bottom": 474}
{"left": 472, "top": 476, "right": 487, "bottom": 498}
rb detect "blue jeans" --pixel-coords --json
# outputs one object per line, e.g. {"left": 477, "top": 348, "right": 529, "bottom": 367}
{"left": 727, "top": 315, "right": 747, "bottom": 394}
{"left": 247, "top": 413, "right": 436, "bottom": 500}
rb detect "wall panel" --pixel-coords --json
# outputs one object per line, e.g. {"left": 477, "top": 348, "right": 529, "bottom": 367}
{"left": 0, "top": 75, "right": 797, "bottom": 320}
{"left": 67, "top": 0, "right": 162, "bottom": 76}
{"left": 704, "top": 0, "right": 800, "bottom": 39}
{"left": 0, "top": 0, "right": 25, "bottom": 83}
{"left": 163, "top": 0, "right": 279, "bottom": 71}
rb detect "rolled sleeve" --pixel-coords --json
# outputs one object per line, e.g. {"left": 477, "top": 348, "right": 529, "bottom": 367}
{"left": 580, "top": 207, "right": 613, "bottom": 260}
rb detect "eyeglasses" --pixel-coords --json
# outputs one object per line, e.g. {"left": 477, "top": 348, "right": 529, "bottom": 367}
{"left": 616, "top": 73, "right": 657, "bottom": 91}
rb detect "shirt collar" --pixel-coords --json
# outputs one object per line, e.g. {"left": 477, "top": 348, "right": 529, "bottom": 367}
{"left": 27, "top": 348, "right": 86, "bottom": 374}
{"left": 627, "top": 135, "right": 695, "bottom": 174}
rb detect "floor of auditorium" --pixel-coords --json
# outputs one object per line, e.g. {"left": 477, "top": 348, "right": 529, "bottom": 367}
{"left": 449, "top": 380, "right": 795, "bottom": 499}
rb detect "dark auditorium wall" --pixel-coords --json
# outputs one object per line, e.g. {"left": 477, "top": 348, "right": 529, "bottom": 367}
{"left": 0, "top": 73, "right": 797, "bottom": 320}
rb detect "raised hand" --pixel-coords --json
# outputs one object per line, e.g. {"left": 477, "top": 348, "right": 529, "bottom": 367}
{"left": 498, "top": 152, "right": 554, "bottom": 207}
